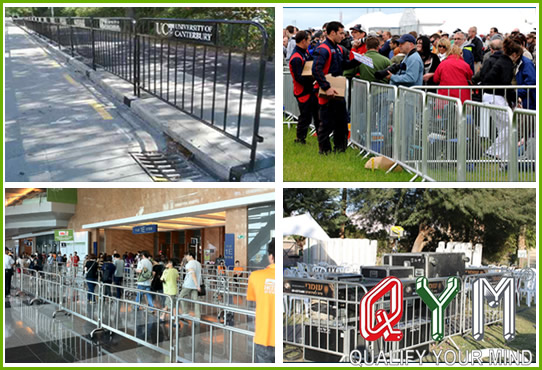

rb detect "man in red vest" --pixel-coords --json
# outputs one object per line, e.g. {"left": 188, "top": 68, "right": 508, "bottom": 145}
{"left": 312, "top": 21, "right": 360, "bottom": 154}
{"left": 288, "top": 30, "right": 320, "bottom": 144}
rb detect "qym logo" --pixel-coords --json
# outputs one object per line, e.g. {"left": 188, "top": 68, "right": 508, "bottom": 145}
{"left": 359, "top": 276, "right": 515, "bottom": 342}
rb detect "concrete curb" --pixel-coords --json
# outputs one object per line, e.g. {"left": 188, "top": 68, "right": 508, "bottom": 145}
{"left": 20, "top": 27, "right": 273, "bottom": 181}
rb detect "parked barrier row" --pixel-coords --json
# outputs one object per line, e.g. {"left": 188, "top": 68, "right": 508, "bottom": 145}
{"left": 13, "top": 17, "right": 269, "bottom": 171}
{"left": 283, "top": 270, "right": 533, "bottom": 361}
{"left": 283, "top": 72, "right": 536, "bottom": 182}
{"left": 13, "top": 268, "right": 256, "bottom": 363}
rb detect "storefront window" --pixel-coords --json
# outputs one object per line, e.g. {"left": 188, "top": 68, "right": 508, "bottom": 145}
{"left": 247, "top": 203, "right": 275, "bottom": 269}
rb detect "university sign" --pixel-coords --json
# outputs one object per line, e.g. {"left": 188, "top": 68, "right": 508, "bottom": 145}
{"left": 155, "top": 22, "right": 217, "bottom": 45}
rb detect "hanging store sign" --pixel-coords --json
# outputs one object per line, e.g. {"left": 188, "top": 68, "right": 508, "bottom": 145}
{"left": 155, "top": 22, "right": 217, "bottom": 45}
{"left": 132, "top": 224, "right": 158, "bottom": 234}
{"left": 54, "top": 229, "right": 74, "bottom": 242}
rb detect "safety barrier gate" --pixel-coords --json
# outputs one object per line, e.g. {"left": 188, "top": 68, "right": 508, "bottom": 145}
{"left": 13, "top": 268, "right": 256, "bottom": 363}
{"left": 283, "top": 271, "right": 524, "bottom": 362}
{"left": 14, "top": 16, "right": 269, "bottom": 172}
{"left": 283, "top": 72, "right": 536, "bottom": 182}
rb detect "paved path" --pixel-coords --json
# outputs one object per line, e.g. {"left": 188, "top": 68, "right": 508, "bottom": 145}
{"left": 5, "top": 23, "right": 171, "bottom": 182}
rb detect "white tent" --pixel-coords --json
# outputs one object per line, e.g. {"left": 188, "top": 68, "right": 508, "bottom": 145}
{"left": 345, "top": 12, "right": 403, "bottom": 33}
{"left": 282, "top": 213, "right": 331, "bottom": 240}
{"left": 404, "top": 8, "right": 537, "bottom": 36}
{"left": 346, "top": 8, "right": 537, "bottom": 36}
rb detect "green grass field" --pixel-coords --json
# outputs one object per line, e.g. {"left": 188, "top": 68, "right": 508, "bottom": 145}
{"left": 283, "top": 124, "right": 419, "bottom": 182}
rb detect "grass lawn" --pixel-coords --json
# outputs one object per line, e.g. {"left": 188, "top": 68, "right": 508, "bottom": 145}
{"left": 283, "top": 124, "right": 420, "bottom": 182}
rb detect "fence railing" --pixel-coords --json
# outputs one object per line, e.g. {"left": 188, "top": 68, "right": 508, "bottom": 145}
{"left": 283, "top": 270, "right": 528, "bottom": 362}
{"left": 14, "top": 267, "right": 256, "bottom": 363}
{"left": 14, "top": 16, "right": 269, "bottom": 171}
{"left": 283, "top": 71, "right": 536, "bottom": 182}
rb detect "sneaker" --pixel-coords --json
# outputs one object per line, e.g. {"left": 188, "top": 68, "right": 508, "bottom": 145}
{"left": 294, "top": 138, "right": 306, "bottom": 144}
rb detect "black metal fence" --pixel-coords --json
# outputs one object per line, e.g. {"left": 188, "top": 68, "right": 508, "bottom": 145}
{"left": 14, "top": 16, "right": 269, "bottom": 170}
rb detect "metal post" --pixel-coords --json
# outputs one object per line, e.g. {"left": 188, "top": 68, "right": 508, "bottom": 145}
{"left": 248, "top": 25, "right": 268, "bottom": 171}
{"left": 508, "top": 110, "right": 519, "bottom": 181}
{"left": 57, "top": 23, "right": 61, "bottom": 50}
{"left": 90, "top": 17, "right": 96, "bottom": 70}
{"left": 69, "top": 20, "right": 74, "bottom": 57}
{"left": 133, "top": 20, "right": 138, "bottom": 96}
{"left": 457, "top": 102, "right": 467, "bottom": 181}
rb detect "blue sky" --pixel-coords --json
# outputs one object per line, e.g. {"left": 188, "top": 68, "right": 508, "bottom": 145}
{"left": 283, "top": 7, "right": 405, "bottom": 30}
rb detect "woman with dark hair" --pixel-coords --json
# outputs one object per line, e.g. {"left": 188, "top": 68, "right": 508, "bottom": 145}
{"left": 84, "top": 254, "right": 99, "bottom": 303}
{"left": 416, "top": 36, "right": 441, "bottom": 85}
{"left": 481, "top": 37, "right": 523, "bottom": 160}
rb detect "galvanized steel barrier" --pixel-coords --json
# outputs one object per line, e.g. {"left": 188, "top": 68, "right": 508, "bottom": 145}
{"left": 368, "top": 82, "right": 397, "bottom": 159}
{"left": 283, "top": 75, "right": 536, "bottom": 181}
{"left": 350, "top": 78, "right": 370, "bottom": 150}
{"left": 283, "top": 272, "right": 512, "bottom": 362}
{"left": 14, "top": 16, "right": 269, "bottom": 171}
{"left": 424, "top": 93, "right": 463, "bottom": 182}
{"left": 13, "top": 267, "right": 257, "bottom": 363}
{"left": 283, "top": 72, "right": 300, "bottom": 124}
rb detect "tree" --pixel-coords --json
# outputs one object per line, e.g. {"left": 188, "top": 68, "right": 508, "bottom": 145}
{"left": 349, "top": 188, "right": 535, "bottom": 263}
{"left": 283, "top": 188, "right": 349, "bottom": 238}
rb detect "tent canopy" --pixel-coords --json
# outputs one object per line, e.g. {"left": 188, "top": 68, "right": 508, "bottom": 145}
{"left": 345, "top": 8, "right": 536, "bottom": 36}
{"left": 282, "top": 213, "right": 331, "bottom": 241}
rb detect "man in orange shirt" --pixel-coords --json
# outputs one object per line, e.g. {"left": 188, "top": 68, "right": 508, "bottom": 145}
{"left": 247, "top": 239, "right": 275, "bottom": 363}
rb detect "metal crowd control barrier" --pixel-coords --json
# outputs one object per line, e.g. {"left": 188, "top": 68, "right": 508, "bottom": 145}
{"left": 350, "top": 78, "right": 370, "bottom": 150}
{"left": 14, "top": 266, "right": 256, "bottom": 363}
{"left": 512, "top": 109, "right": 536, "bottom": 182}
{"left": 13, "top": 301, "right": 125, "bottom": 363}
{"left": 423, "top": 93, "right": 463, "bottom": 182}
{"left": 283, "top": 73, "right": 536, "bottom": 182}
{"left": 368, "top": 83, "right": 397, "bottom": 159}
{"left": 396, "top": 86, "right": 425, "bottom": 176}
{"left": 14, "top": 16, "right": 269, "bottom": 172}
{"left": 135, "top": 18, "right": 268, "bottom": 170}
{"left": 174, "top": 298, "right": 256, "bottom": 362}
{"left": 283, "top": 272, "right": 510, "bottom": 362}
{"left": 461, "top": 101, "right": 515, "bottom": 182}
{"left": 412, "top": 85, "right": 536, "bottom": 113}
{"left": 283, "top": 72, "right": 300, "bottom": 124}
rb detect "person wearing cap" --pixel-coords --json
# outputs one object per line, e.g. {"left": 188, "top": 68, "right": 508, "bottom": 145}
{"left": 386, "top": 33, "right": 424, "bottom": 87}
{"left": 289, "top": 30, "right": 320, "bottom": 144}
{"left": 312, "top": 21, "right": 361, "bottom": 154}
{"left": 349, "top": 24, "right": 367, "bottom": 57}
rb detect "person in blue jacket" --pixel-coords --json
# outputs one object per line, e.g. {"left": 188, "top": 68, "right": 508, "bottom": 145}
{"left": 515, "top": 55, "right": 536, "bottom": 110}
{"left": 386, "top": 34, "right": 424, "bottom": 87}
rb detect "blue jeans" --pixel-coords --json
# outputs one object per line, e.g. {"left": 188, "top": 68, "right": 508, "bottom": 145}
{"left": 87, "top": 278, "right": 97, "bottom": 302}
{"left": 136, "top": 284, "right": 154, "bottom": 308}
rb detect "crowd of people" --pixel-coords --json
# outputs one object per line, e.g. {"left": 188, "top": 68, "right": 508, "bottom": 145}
{"left": 6, "top": 240, "right": 276, "bottom": 363}
{"left": 285, "top": 22, "right": 536, "bottom": 154}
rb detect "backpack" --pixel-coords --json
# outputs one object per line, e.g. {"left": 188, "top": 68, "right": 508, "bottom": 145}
{"left": 137, "top": 267, "right": 152, "bottom": 282}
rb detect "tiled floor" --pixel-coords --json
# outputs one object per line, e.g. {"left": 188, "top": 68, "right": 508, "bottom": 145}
{"left": 4, "top": 291, "right": 255, "bottom": 363}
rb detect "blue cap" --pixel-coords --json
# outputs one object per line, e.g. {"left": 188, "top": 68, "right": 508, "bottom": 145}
{"left": 397, "top": 34, "right": 416, "bottom": 44}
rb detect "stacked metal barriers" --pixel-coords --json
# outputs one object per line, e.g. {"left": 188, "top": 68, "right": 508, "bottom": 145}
{"left": 283, "top": 269, "right": 530, "bottom": 362}
{"left": 283, "top": 71, "right": 536, "bottom": 182}
{"left": 13, "top": 267, "right": 256, "bottom": 363}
